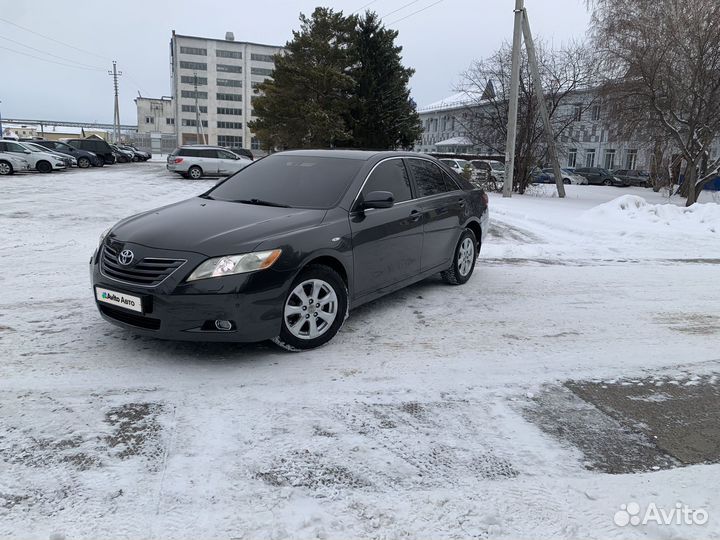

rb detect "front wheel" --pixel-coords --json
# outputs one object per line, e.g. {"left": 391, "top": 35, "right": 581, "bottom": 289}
{"left": 0, "top": 161, "right": 13, "bottom": 175}
{"left": 36, "top": 160, "right": 52, "bottom": 173}
{"left": 78, "top": 157, "right": 91, "bottom": 168}
{"left": 272, "top": 265, "right": 348, "bottom": 351}
{"left": 603, "top": 179, "right": 613, "bottom": 186}
{"left": 441, "top": 229, "right": 477, "bottom": 285}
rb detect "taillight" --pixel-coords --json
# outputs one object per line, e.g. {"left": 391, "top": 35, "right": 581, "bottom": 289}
{"left": 174, "top": 157, "right": 184, "bottom": 164}
{"left": 482, "top": 191, "right": 489, "bottom": 206}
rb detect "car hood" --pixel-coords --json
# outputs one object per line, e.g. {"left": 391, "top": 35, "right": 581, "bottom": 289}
{"left": 109, "top": 197, "right": 327, "bottom": 256}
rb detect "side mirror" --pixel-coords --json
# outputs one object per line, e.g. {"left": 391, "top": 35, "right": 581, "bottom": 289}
{"left": 362, "top": 190, "right": 394, "bottom": 209}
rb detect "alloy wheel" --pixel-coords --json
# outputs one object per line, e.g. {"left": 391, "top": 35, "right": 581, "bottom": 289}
{"left": 283, "top": 279, "right": 338, "bottom": 340}
{"left": 0, "top": 162, "right": 11, "bottom": 175}
{"left": 457, "top": 237, "right": 475, "bottom": 277}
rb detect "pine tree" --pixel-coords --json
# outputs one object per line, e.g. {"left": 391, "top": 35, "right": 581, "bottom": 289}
{"left": 347, "top": 12, "right": 422, "bottom": 149}
{"left": 249, "top": 8, "right": 356, "bottom": 149}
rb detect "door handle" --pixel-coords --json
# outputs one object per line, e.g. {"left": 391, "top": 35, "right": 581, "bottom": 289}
{"left": 457, "top": 198, "right": 466, "bottom": 208}
{"left": 409, "top": 209, "right": 421, "bottom": 222}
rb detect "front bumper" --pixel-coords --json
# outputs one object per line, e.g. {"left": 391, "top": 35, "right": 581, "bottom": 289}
{"left": 90, "top": 243, "right": 293, "bottom": 342}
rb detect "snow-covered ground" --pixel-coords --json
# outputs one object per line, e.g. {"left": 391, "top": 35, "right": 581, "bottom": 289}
{"left": 1, "top": 163, "right": 719, "bottom": 539}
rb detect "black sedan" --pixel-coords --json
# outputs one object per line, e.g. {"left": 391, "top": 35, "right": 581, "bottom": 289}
{"left": 91, "top": 150, "right": 489, "bottom": 350}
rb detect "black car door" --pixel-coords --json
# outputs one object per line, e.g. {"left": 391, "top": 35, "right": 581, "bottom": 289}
{"left": 407, "top": 158, "right": 464, "bottom": 272}
{"left": 349, "top": 158, "right": 423, "bottom": 296}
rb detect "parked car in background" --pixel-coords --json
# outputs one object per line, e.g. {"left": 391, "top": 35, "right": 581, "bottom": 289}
{"left": 227, "top": 147, "right": 254, "bottom": 160}
{"left": 22, "top": 141, "right": 76, "bottom": 168}
{"left": 0, "top": 151, "right": 31, "bottom": 175}
{"left": 110, "top": 144, "right": 135, "bottom": 164}
{"left": 119, "top": 145, "right": 151, "bottom": 162}
{"left": 30, "top": 139, "right": 103, "bottom": 168}
{"left": 471, "top": 159, "right": 506, "bottom": 184}
{"left": 0, "top": 140, "right": 66, "bottom": 173}
{"left": 573, "top": 167, "right": 629, "bottom": 186}
{"left": 66, "top": 138, "right": 116, "bottom": 164}
{"left": 439, "top": 158, "right": 473, "bottom": 178}
{"left": 612, "top": 169, "right": 651, "bottom": 187}
{"left": 167, "top": 145, "right": 252, "bottom": 179}
{"left": 532, "top": 167, "right": 588, "bottom": 185}
{"left": 92, "top": 150, "right": 489, "bottom": 350}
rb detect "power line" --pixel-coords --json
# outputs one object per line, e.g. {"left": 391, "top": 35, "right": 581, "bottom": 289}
{"left": 0, "top": 44, "right": 106, "bottom": 71}
{"left": 380, "top": 0, "right": 423, "bottom": 19}
{"left": 0, "top": 15, "right": 112, "bottom": 62}
{"left": 386, "top": 0, "right": 445, "bottom": 25}
{"left": 0, "top": 34, "right": 104, "bottom": 70}
{"left": 352, "top": 0, "right": 380, "bottom": 14}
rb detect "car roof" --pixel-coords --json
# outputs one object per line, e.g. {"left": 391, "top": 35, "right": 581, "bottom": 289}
{"left": 274, "top": 149, "right": 438, "bottom": 161}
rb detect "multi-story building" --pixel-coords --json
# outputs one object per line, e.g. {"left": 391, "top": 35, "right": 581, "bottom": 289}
{"left": 415, "top": 89, "right": 659, "bottom": 171}
{"left": 170, "top": 30, "right": 284, "bottom": 151}
{"left": 134, "top": 96, "right": 177, "bottom": 154}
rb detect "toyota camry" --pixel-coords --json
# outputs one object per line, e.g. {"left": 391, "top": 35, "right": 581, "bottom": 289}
{"left": 91, "top": 150, "right": 489, "bottom": 350}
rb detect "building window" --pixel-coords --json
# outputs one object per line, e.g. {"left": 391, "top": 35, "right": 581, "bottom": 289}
{"left": 181, "top": 119, "right": 208, "bottom": 127}
{"left": 251, "top": 53, "right": 275, "bottom": 63}
{"left": 251, "top": 67, "right": 274, "bottom": 76}
{"left": 251, "top": 137, "right": 260, "bottom": 150}
{"left": 591, "top": 105, "right": 600, "bottom": 121}
{"left": 217, "top": 64, "right": 242, "bottom": 74}
{"left": 626, "top": 149, "right": 638, "bottom": 170}
{"left": 567, "top": 148, "right": 577, "bottom": 168}
{"left": 573, "top": 104, "right": 582, "bottom": 122}
{"left": 217, "top": 107, "right": 243, "bottom": 115}
{"left": 217, "top": 78, "right": 242, "bottom": 87}
{"left": 217, "top": 121, "right": 243, "bottom": 129}
{"left": 180, "top": 75, "right": 207, "bottom": 85}
{"left": 166, "top": 118, "right": 175, "bottom": 125}
{"left": 217, "top": 50, "right": 242, "bottom": 59}
{"left": 585, "top": 149, "right": 596, "bottom": 167}
{"left": 218, "top": 135, "right": 243, "bottom": 147}
{"left": 217, "top": 93, "right": 242, "bottom": 102}
{"left": 181, "top": 104, "right": 207, "bottom": 113}
{"left": 145, "top": 116, "right": 153, "bottom": 124}
{"left": 604, "top": 149, "right": 616, "bottom": 170}
{"left": 180, "top": 90, "right": 208, "bottom": 99}
{"left": 180, "top": 46, "right": 207, "bottom": 56}
{"left": 179, "top": 61, "right": 207, "bottom": 71}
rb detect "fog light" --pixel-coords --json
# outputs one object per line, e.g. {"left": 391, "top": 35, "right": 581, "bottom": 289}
{"left": 214, "top": 319, "right": 233, "bottom": 331}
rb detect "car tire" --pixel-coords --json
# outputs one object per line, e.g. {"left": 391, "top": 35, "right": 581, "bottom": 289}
{"left": 36, "top": 160, "right": 52, "bottom": 173}
{"left": 132, "top": 155, "right": 140, "bottom": 162}
{"left": 78, "top": 157, "right": 91, "bottom": 168}
{"left": 0, "top": 160, "right": 13, "bottom": 175}
{"left": 188, "top": 166, "right": 203, "bottom": 180}
{"left": 603, "top": 179, "right": 613, "bottom": 186}
{"left": 441, "top": 228, "right": 478, "bottom": 285}
{"left": 564, "top": 178, "right": 571, "bottom": 184}
{"left": 272, "top": 264, "right": 348, "bottom": 351}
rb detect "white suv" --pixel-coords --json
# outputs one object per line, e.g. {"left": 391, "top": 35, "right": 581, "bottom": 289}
{"left": 167, "top": 145, "right": 251, "bottom": 179}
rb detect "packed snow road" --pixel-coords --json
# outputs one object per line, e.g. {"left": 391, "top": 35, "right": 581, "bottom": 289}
{"left": 1, "top": 162, "right": 719, "bottom": 539}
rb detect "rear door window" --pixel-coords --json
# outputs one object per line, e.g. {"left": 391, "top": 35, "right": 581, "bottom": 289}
{"left": 407, "top": 158, "right": 450, "bottom": 198}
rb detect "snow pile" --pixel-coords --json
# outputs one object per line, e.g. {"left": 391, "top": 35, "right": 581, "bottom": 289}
{"left": 582, "top": 195, "right": 720, "bottom": 233}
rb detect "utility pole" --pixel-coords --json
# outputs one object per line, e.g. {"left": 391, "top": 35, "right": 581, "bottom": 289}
{"left": 503, "top": 0, "right": 524, "bottom": 198}
{"left": 521, "top": 9, "right": 565, "bottom": 197}
{"left": 108, "top": 61, "right": 122, "bottom": 143}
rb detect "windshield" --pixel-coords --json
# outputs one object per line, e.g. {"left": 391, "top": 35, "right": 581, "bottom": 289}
{"left": 489, "top": 161, "right": 505, "bottom": 171}
{"left": 207, "top": 154, "right": 364, "bottom": 209}
{"left": 18, "top": 142, "right": 42, "bottom": 153}
{"left": 456, "top": 159, "right": 470, "bottom": 168}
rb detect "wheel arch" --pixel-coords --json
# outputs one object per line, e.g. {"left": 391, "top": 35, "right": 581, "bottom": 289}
{"left": 463, "top": 218, "right": 483, "bottom": 248}
{"left": 301, "top": 254, "right": 349, "bottom": 289}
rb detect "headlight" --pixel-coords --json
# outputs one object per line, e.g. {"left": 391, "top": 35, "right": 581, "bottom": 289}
{"left": 187, "top": 249, "right": 282, "bottom": 281}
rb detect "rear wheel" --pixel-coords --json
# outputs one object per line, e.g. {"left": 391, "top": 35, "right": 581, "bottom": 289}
{"left": 563, "top": 178, "right": 571, "bottom": 184}
{"left": 188, "top": 165, "right": 203, "bottom": 179}
{"left": 442, "top": 229, "right": 477, "bottom": 285}
{"left": 132, "top": 155, "right": 140, "bottom": 162}
{"left": 603, "top": 179, "right": 613, "bottom": 186}
{"left": 36, "top": 160, "right": 52, "bottom": 173}
{"left": 0, "top": 161, "right": 13, "bottom": 175}
{"left": 272, "top": 265, "right": 348, "bottom": 351}
{"left": 77, "top": 157, "right": 91, "bottom": 168}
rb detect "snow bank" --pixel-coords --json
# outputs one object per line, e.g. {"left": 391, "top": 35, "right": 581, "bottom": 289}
{"left": 582, "top": 195, "right": 720, "bottom": 233}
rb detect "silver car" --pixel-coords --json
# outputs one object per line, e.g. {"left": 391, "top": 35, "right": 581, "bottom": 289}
{"left": 0, "top": 151, "right": 31, "bottom": 175}
{"left": 167, "top": 145, "right": 251, "bottom": 179}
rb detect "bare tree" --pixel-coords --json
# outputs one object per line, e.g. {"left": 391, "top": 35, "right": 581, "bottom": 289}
{"left": 590, "top": 0, "right": 720, "bottom": 205}
{"left": 455, "top": 40, "right": 599, "bottom": 193}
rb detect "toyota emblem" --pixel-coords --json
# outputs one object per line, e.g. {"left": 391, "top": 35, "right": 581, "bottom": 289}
{"left": 117, "top": 249, "right": 134, "bottom": 266}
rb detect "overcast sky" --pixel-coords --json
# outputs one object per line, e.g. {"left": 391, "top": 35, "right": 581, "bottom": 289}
{"left": 0, "top": 0, "right": 590, "bottom": 125}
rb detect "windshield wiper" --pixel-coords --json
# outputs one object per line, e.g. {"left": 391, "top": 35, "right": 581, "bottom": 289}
{"left": 233, "top": 198, "right": 290, "bottom": 208}
{"left": 199, "top": 193, "right": 214, "bottom": 200}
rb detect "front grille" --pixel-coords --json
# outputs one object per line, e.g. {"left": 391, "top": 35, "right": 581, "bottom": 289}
{"left": 99, "top": 304, "right": 161, "bottom": 330}
{"left": 101, "top": 244, "right": 186, "bottom": 287}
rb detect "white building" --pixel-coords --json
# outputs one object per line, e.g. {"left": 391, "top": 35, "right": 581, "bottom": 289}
{"left": 170, "top": 30, "right": 284, "bottom": 150}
